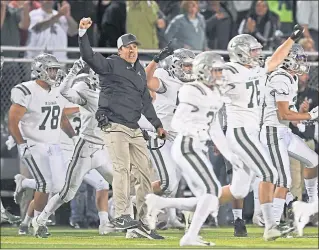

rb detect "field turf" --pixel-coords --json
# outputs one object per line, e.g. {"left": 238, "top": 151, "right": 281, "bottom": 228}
{"left": 1, "top": 225, "right": 318, "bottom": 249}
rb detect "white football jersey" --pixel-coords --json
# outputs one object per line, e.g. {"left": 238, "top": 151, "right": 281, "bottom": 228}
{"left": 59, "top": 102, "right": 82, "bottom": 149}
{"left": 10, "top": 81, "right": 66, "bottom": 144}
{"left": 171, "top": 81, "right": 224, "bottom": 141}
{"left": 152, "top": 68, "right": 184, "bottom": 132}
{"left": 223, "top": 62, "right": 268, "bottom": 129}
{"left": 70, "top": 80, "right": 103, "bottom": 144}
{"left": 261, "top": 68, "right": 298, "bottom": 127}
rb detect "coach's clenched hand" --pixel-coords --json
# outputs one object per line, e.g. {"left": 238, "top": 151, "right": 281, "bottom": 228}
{"left": 157, "top": 127, "right": 167, "bottom": 140}
{"left": 79, "top": 17, "right": 93, "bottom": 30}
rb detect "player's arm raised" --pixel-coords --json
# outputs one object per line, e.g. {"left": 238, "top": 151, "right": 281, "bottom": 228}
{"left": 266, "top": 24, "right": 304, "bottom": 73}
{"left": 59, "top": 58, "right": 87, "bottom": 105}
{"left": 145, "top": 42, "right": 173, "bottom": 91}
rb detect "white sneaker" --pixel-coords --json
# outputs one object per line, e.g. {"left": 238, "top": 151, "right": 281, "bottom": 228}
{"left": 263, "top": 226, "right": 281, "bottom": 241}
{"left": 145, "top": 194, "right": 164, "bottom": 230}
{"left": 14, "top": 174, "right": 26, "bottom": 204}
{"left": 252, "top": 213, "right": 265, "bottom": 227}
{"left": 293, "top": 201, "right": 310, "bottom": 237}
{"left": 180, "top": 234, "right": 215, "bottom": 247}
{"left": 99, "top": 222, "right": 116, "bottom": 235}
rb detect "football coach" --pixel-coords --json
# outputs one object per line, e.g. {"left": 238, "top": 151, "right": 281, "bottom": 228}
{"left": 78, "top": 17, "right": 173, "bottom": 234}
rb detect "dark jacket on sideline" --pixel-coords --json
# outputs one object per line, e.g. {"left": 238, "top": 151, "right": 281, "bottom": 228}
{"left": 79, "top": 33, "right": 162, "bottom": 129}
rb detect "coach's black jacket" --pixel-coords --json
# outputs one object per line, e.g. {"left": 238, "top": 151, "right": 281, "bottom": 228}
{"left": 79, "top": 32, "right": 162, "bottom": 129}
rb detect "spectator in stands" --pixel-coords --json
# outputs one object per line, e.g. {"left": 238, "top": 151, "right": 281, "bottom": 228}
{"left": 25, "top": 0, "right": 78, "bottom": 61}
{"left": 1, "top": 0, "right": 30, "bottom": 58}
{"left": 238, "top": 0, "right": 279, "bottom": 49}
{"left": 165, "top": 0, "right": 207, "bottom": 51}
{"left": 296, "top": 1, "right": 319, "bottom": 51}
{"left": 97, "top": 0, "right": 126, "bottom": 49}
{"left": 156, "top": 0, "right": 181, "bottom": 24}
{"left": 0, "top": 1, "right": 30, "bottom": 116}
{"left": 66, "top": 0, "right": 97, "bottom": 58}
{"left": 203, "top": 0, "right": 232, "bottom": 50}
{"left": 231, "top": 1, "right": 253, "bottom": 34}
{"left": 126, "top": 1, "right": 164, "bottom": 50}
{"left": 299, "top": 37, "right": 318, "bottom": 61}
{"left": 267, "top": 0, "right": 295, "bottom": 35}
{"left": 9, "top": 1, "right": 40, "bottom": 46}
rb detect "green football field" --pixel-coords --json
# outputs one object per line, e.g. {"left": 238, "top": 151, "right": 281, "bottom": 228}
{"left": 1, "top": 225, "right": 318, "bottom": 249}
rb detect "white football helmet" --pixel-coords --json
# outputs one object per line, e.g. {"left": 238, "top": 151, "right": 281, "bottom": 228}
{"left": 228, "top": 34, "right": 264, "bottom": 67}
{"left": 192, "top": 51, "right": 227, "bottom": 87}
{"left": 31, "top": 53, "right": 62, "bottom": 86}
{"left": 280, "top": 44, "right": 310, "bottom": 75}
{"left": 160, "top": 48, "right": 195, "bottom": 82}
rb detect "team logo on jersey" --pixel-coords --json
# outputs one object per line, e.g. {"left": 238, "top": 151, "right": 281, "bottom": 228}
{"left": 137, "top": 71, "right": 141, "bottom": 76}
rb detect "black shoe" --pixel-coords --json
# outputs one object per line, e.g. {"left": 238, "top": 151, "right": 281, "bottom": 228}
{"left": 133, "top": 222, "right": 165, "bottom": 240}
{"left": 110, "top": 214, "right": 140, "bottom": 230}
{"left": 234, "top": 218, "right": 248, "bottom": 237}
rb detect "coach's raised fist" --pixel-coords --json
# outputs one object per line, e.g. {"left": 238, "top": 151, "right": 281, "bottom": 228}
{"left": 79, "top": 17, "right": 92, "bottom": 30}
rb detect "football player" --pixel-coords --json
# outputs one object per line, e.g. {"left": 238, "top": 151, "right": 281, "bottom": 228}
{"left": 146, "top": 49, "right": 195, "bottom": 229}
{"left": 146, "top": 52, "right": 244, "bottom": 246}
{"left": 8, "top": 53, "right": 75, "bottom": 235}
{"left": 32, "top": 59, "right": 114, "bottom": 237}
{"left": 260, "top": 44, "right": 318, "bottom": 225}
{"left": 222, "top": 25, "right": 304, "bottom": 240}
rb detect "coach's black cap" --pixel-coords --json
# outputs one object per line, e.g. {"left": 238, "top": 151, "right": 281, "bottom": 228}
{"left": 117, "top": 33, "right": 140, "bottom": 49}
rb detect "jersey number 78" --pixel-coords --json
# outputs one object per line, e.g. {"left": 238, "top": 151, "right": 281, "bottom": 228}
{"left": 39, "top": 105, "right": 61, "bottom": 130}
